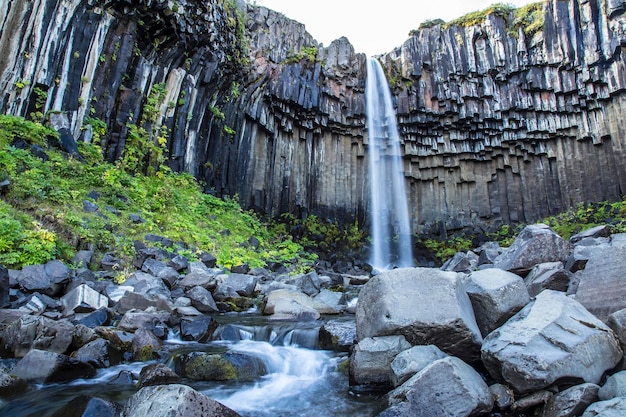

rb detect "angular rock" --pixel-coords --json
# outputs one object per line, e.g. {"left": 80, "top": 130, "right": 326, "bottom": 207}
{"left": 132, "top": 328, "right": 162, "bottom": 361}
{"left": 186, "top": 285, "right": 219, "bottom": 312}
{"left": 349, "top": 335, "right": 411, "bottom": 390}
{"left": 11, "top": 349, "right": 96, "bottom": 383}
{"left": 356, "top": 268, "right": 482, "bottom": 362}
{"left": 265, "top": 288, "right": 339, "bottom": 319}
{"left": 116, "top": 291, "right": 173, "bottom": 314}
{"left": 125, "top": 271, "right": 171, "bottom": 299}
{"left": 61, "top": 284, "right": 109, "bottom": 315}
{"left": 576, "top": 244, "right": 626, "bottom": 321}
{"left": 390, "top": 345, "right": 448, "bottom": 388}
{"left": 581, "top": 397, "right": 626, "bottom": 417}
{"left": 51, "top": 395, "right": 120, "bottom": 417}
{"left": 313, "top": 289, "right": 345, "bottom": 313}
{"left": 441, "top": 251, "right": 479, "bottom": 273}
{"left": 524, "top": 262, "right": 572, "bottom": 297}
{"left": 180, "top": 316, "right": 218, "bottom": 342}
{"left": 0, "top": 315, "right": 75, "bottom": 357}
{"left": 95, "top": 327, "right": 134, "bottom": 353}
{"left": 511, "top": 390, "right": 553, "bottom": 413}
{"left": 0, "top": 265, "right": 9, "bottom": 308}
{"left": 138, "top": 363, "right": 181, "bottom": 388}
{"left": 598, "top": 371, "right": 626, "bottom": 400}
{"left": 122, "top": 384, "right": 240, "bottom": 417}
{"left": 608, "top": 308, "right": 626, "bottom": 351}
{"left": 0, "top": 367, "right": 27, "bottom": 397}
{"left": 570, "top": 225, "right": 612, "bottom": 244}
{"left": 72, "top": 338, "right": 122, "bottom": 368}
{"left": 490, "top": 383, "right": 514, "bottom": 409}
{"left": 176, "top": 271, "right": 217, "bottom": 291}
{"left": 386, "top": 357, "right": 493, "bottom": 417}
{"left": 493, "top": 224, "right": 573, "bottom": 275}
{"left": 319, "top": 319, "right": 356, "bottom": 351}
{"left": 481, "top": 290, "right": 623, "bottom": 393}
{"left": 541, "top": 383, "right": 599, "bottom": 417}
{"left": 77, "top": 307, "right": 112, "bottom": 328}
{"left": 15, "top": 261, "right": 70, "bottom": 296}
{"left": 118, "top": 308, "right": 172, "bottom": 332}
{"left": 462, "top": 268, "right": 530, "bottom": 336}
{"left": 215, "top": 273, "right": 259, "bottom": 297}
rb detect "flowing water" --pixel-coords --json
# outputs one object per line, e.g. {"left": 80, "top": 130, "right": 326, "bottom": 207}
{"left": 0, "top": 316, "right": 385, "bottom": 417}
{"left": 366, "top": 57, "right": 414, "bottom": 271}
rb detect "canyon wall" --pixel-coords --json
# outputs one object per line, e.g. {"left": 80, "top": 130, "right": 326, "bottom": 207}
{"left": 2, "top": 0, "right": 626, "bottom": 236}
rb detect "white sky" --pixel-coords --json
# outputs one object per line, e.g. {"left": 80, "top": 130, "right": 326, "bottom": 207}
{"left": 256, "top": 0, "right": 539, "bottom": 56}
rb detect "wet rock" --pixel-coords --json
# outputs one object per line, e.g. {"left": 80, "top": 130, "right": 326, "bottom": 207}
{"left": 61, "top": 284, "right": 109, "bottom": 315}
{"left": 122, "top": 384, "right": 241, "bottom": 417}
{"left": 95, "top": 327, "right": 134, "bottom": 353}
{"left": 481, "top": 290, "right": 623, "bottom": 393}
{"left": 462, "top": 268, "right": 530, "bottom": 336}
{"left": 265, "top": 288, "right": 339, "bottom": 319}
{"left": 138, "top": 363, "right": 181, "bottom": 387}
{"left": 180, "top": 316, "right": 218, "bottom": 342}
{"left": 0, "top": 367, "right": 27, "bottom": 397}
{"left": 390, "top": 345, "right": 448, "bottom": 388}
{"left": 12, "top": 349, "right": 96, "bottom": 383}
{"left": 175, "top": 351, "right": 266, "bottom": 381}
{"left": 385, "top": 357, "right": 493, "bottom": 417}
{"left": 356, "top": 268, "right": 482, "bottom": 362}
{"left": 541, "top": 383, "right": 599, "bottom": 417}
{"left": 598, "top": 371, "right": 626, "bottom": 400}
{"left": 319, "top": 319, "right": 356, "bottom": 351}
{"left": 118, "top": 308, "right": 172, "bottom": 332}
{"left": 493, "top": 224, "right": 573, "bottom": 275}
{"left": 349, "top": 335, "right": 411, "bottom": 390}
{"left": 72, "top": 338, "right": 122, "bottom": 368}
{"left": 76, "top": 307, "right": 112, "bottom": 328}
{"left": 524, "top": 261, "right": 572, "bottom": 297}
{"left": 132, "top": 328, "right": 162, "bottom": 361}
{"left": 51, "top": 395, "right": 120, "bottom": 417}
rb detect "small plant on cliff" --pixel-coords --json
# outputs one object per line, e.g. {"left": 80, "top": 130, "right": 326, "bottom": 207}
{"left": 284, "top": 46, "right": 319, "bottom": 65}
{"left": 510, "top": 1, "right": 545, "bottom": 38}
{"left": 444, "top": 3, "right": 515, "bottom": 28}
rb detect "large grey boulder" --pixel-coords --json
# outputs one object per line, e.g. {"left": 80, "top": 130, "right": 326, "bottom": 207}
{"left": 174, "top": 351, "right": 267, "bottom": 381}
{"left": 264, "top": 289, "right": 339, "bottom": 320}
{"left": 482, "top": 290, "right": 623, "bottom": 393}
{"left": 541, "top": 383, "right": 599, "bottom": 417}
{"left": 493, "top": 224, "right": 573, "bottom": 275}
{"left": 576, "top": 243, "right": 626, "bottom": 321}
{"left": 608, "top": 308, "right": 626, "bottom": 351}
{"left": 462, "top": 268, "right": 530, "bottom": 336}
{"left": 581, "top": 397, "right": 626, "bottom": 417}
{"left": 72, "top": 338, "right": 121, "bottom": 368}
{"left": 385, "top": 357, "right": 493, "bottom": 417}
{"left": 61, "top": 283, "right": 109, "bottom": 315}
{"left": 356, "top": 268, "right": 482, "bottom": 362}
{"left": 319, "top": 319, "right": 356, "bottom": 351}
{"left": 186, "top": 285, "right": 219, "bottom": 312}
{"left": 390, "top": 345, "right": 448, "bottom": 387}
{"left": 349, "top": 335, "right": 411, "bottom": 390}
{"left": 214, "top": 273, "right": 259, "bottom": 297}
{"left": 12, "top": 349, "right": 96, "bottom": 383}
{"left": 122, "top": 384, "right": 241, "bottom": 417}
{"left": 15, "top": 261, "right": 71, "bottom": 296}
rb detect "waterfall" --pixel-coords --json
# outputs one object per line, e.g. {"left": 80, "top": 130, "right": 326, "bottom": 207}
{"left": 366, "top": 57, "right": 414, "bottom": 271}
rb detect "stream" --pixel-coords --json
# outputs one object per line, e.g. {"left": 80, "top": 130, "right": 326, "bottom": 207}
{"left": 0, "top": 315, "right": 386, "bottom": 416}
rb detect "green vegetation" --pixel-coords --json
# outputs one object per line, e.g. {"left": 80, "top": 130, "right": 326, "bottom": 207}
{"left": 221, "top": 0, "right": 249, "bottom": 68}
{"left": 0, "top": 115, "right": 315, "bottom": 273}
{"left": 510, "top": 1, "right": 545, "bottom": 38}
{"left": 284, "top": 46, "right": 319, "bottom": 65}
{"left": 414, "top": 19, "right": 445, "bottom": 33}
{"left": 445, "top": 3, "right": 515, "bottom": 28}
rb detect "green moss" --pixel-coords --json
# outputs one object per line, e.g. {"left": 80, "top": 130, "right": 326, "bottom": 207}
{"left": 284, "top": 46, "right": 319, "bottom": 65}
{"left": 185, "top": 354, "right": 238, "bottom": 380}
{"left": 510, "top": 1, "right": 545, "bottom": 38}
{"left": 444, "top": 3, "right": 514, "bottom": 28}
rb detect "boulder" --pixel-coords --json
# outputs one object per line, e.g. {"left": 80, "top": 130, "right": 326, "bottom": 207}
{"left": 122, "top": 384, "right": 241, "bottom": 417}
{"left": 0, "top": 367, "right": 27, "bottom": 397}
{"left": 176, "top": 271, "right": 217, "bottom": 291}
{"left": 493, "top": 224, "right": 573, "bottom": 275}
{"left": 265, "top": 288, "right": 339, "bottom": 319}
{"left": 319, "top": 319, "right": 356, "bottom": 351}
{"left": 598, "top": 371, "right": 626, "bottom": 400}
{"left": 116, "top": 291, "right": 173, "bottom": 314}
{"left": 0, "top": 315, "right": 75, "bottom": 357}
{"left": 138, "top": 363, "right": 181, "bottom": 388}
{"left": 576, "top": 244, "right": 626, "bottom": 321}
{"left": 524, "top": 262, "right": 572, "bottom": 297}
{"left": 608, "top": 308, "right": 626, "bottom": 351}
{"left": 355, "top": 268, "right": 482, "bottom": 362}
{"left": 570, "top": 225, "right": 612, "bottom": 244}
{"left": 180, "top": 316, "right": 218, "bottom": 342}
{"left": 214, "top": 273, "right": 259, "bottom": 298}
{"left": 71, "top": 338, "right": 122, "bottom": 368}
{"left": 186, "top": 285, "right": 219, "bottom": 312}
{"left": 349, "top": 335, "right": 411, "bottom": 390}
{"left": 313, "top": 289, "right": 345, "bottom": 313}
{"left": 581, "top": 397, "right": 626, "bottom": 417}
{"left": 118, "top": 308, "right": 172, "bottom": 332}
{"left": 61, "top": 284, "right": 109, "bottom": 315}
{"left": 481, "top": 290, "right": 623, "bottom": 393}
{"left": 385, "top": 357, "right": 493, "bottom": 417}
{"left": 511, "top": 391, "right": 553, "bottom": 413}
{"left": 132, "top": 328, "right": 162, "bottom": 361}
{"left": 390, "top": 345, "right": 448, "bottom": 388}
{"left": 541, "top": 383, "right": 600, "bottom": 417}
{"left": 11, "top": 349, "right": 96, "bottom": 383}
{"left": 15, "top": 261, "right": 71, "bottom": 296}
{"left": 124, "top": 271, "right": 171, "bottom": 299}
{"left": 490, "top": 383, "right": 515, "bottom": 409}
{"left": 462, "top": 268, "right": 530, "bottom": 336}
{"left": 441, "top": 251, "right": 479, "bottom": 273}
{"left": 175, "top": 351, "right": 266, "bottom": 381}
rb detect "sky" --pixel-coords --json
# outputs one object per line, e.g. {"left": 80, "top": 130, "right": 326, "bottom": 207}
{"left": 256, "top": 0, "right": 539, "bottom": 56}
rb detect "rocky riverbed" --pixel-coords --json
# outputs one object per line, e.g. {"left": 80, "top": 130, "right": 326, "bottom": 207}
{"left": 2, "top": 223, "right": 626, "bottom": 416}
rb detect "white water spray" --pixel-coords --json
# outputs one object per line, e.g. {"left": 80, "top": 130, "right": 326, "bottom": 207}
{"left": 366, "top": 57, "right": 413, "bottom": 270}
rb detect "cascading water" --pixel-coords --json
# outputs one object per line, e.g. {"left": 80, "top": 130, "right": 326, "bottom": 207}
{"left": 366, "top": 57, "right": 414, "bottom": 270}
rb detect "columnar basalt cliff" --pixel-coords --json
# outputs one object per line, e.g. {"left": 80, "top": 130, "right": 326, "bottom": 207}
{"left": 2, "top": 0, "right": 626, "bottom": 236}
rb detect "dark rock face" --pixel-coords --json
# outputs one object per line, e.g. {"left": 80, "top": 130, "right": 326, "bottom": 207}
{"left": 2, "top": 0, "right": 626, "bottom": 234}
